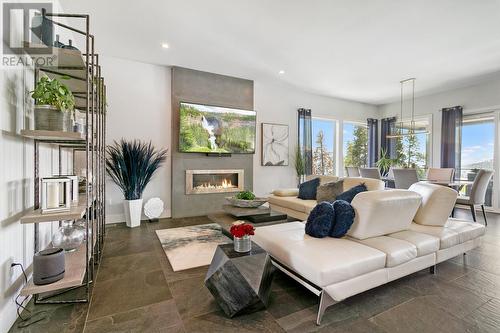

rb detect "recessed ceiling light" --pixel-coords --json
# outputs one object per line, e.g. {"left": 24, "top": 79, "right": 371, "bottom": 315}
{"left": 161, "top": 43, "right": 169, "bottom": 49}
{"left": 279, "top": 70, "right": 285, "bottom": 75}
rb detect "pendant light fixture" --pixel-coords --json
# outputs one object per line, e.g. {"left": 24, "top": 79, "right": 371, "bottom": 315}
{"left": 386, "top": 78, "right": 429, "bottom": 138}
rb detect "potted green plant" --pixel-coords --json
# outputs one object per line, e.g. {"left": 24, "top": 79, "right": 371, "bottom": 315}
{"left": 106, "top": 140, "right": 167, "bottom": 228}
{"left": 376, "top": 148, "right": 394, "bottom": 177}
{"left": 294, "top": 146, "right": 306, "bottom": 185}
{"left": 31, "top": 76, "right": 75, "bottom": 132}
{"left": 226, "top": 190, "right": 267, "bottom": 208}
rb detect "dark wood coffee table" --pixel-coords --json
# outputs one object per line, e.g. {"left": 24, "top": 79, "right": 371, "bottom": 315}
{"left": 222, "top": 204, "right": 287, "bottom": 223}
{"left": 208, "top": 210, "right": 291, "bottom": 238}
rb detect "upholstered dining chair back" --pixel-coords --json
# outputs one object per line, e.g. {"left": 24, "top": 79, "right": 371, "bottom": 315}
{"left": 427, "top": 168, "right": 455, "bottom": 182}
{"left": 345, "top": 167, "right": 360, "bottom": 177}
{"left": 359, "top": 168, "right": 381, "bottom": 180}
{"left": 392, "top": 168, "right": 419, "bottom": 189}
{"left": 469, "top": 169, "right": 494, "bottom": 204}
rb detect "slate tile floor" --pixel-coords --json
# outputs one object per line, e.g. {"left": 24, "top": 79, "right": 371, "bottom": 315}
{"left": 9, "top": 210, "right": 500, "bottom": 333}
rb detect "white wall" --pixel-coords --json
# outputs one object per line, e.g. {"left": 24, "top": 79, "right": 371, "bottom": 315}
{"left": 100, "top": 56, "right": 171, "bottom": 223}
{"left": 0, "top": 3, "right": 79, "bottom": 330}
{"left": 253, "top": 78, "right": 377, "bottom": 196}
{"left": 0, "top": 67, "right": 74, "bottom": 333}
{"left": 378, "top": 75, "right": 500, "bottom": 167}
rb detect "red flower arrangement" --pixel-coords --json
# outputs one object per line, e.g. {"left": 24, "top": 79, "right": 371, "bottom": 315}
{"left": 230, "top": 222, "right": 255, "bottom": 238}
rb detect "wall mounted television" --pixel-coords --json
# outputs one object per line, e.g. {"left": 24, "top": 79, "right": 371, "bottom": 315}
{"left": 179, "top": 102, "right": 256, "bottom": 154}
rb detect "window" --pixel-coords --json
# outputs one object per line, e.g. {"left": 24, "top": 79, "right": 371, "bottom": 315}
{"left": 459, "top": 113, "right": 495, "bottom": 206}
{"left": 312, "top": 118, "right": 336, "bottom": 175}
{"left": 343, "top": 122, "right": 368, "bottom": 168}
{"left": 393, "top": 119, "right": 431, "bottom": 178}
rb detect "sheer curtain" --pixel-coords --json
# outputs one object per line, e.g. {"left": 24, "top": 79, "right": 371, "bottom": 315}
{"left": 367, "top": 118, "right": 378, "bottom": 167}
{"left": 380, "top": 117, "right": 396, "bottom": 159}
{"left": 298, "top": 108, "right": 312, "bottom": 175}
{"left": 441, "top": 106, "right": 463, "bottom": 177}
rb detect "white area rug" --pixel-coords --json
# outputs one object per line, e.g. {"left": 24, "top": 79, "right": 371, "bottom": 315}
{"left": 155, "top": 223, "right": 232, "bottom": 271}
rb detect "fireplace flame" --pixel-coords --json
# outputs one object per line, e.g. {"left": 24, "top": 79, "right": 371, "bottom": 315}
{"left": 195, "top": 178, "right": 236, "bottom": 190}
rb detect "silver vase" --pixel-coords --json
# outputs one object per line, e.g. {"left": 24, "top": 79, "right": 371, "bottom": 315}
{"left": 52, "top": 220, "right": 85, "bottom": 252}
{"left": 74, "top": 219, "right": 92, "bottom": 241}
{"left": 234, "top": 235, "right": 251, "bottom": 253}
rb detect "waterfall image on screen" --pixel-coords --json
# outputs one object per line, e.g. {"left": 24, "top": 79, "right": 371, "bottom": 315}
{"left": 179, "top": 102, "right": 256, "bottom": 154}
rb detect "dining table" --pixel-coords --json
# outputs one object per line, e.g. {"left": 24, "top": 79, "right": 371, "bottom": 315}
{"left": 421, "top": 179, "right": 473, "bottom": 191}
{"left": 380, "top": 177, "right": 474, "bottom": 191}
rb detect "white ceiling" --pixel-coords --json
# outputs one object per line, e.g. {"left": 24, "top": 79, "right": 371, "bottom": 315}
{"left": 61, "top": 0, "right": 500, "bottom": 105}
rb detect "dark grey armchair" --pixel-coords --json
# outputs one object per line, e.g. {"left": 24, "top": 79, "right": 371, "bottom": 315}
{"left": 455, "top": 169, "right": 494, "bottom": 225}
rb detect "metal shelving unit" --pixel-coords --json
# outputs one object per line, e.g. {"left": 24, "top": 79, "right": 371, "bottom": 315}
{"left": 19, "top": 11, "right": 106, "bottom": 304}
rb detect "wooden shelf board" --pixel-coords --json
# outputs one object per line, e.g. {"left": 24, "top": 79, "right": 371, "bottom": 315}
{"left": 21, "top": 130, "right": 85, "bottom": 142}
{"left": 20, "top": 196, "right": 88, "bottom": 224}
{"left": 24, "top": 43, "right": 86, "bottom": 70}
{"left": 20, "top": 242, "right": 87, "bottom": 296}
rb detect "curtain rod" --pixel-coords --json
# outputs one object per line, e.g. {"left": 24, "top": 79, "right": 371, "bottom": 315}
{"left": 437, "top": 105, "right": 500, "bottom": 113}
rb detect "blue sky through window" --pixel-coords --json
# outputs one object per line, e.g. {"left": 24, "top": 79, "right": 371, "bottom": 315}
{"left": 461, "top": 120, "right": 494, "bottom": 168}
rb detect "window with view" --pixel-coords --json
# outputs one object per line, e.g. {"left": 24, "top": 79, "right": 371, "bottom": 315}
{"left": 312, "top": 118, "right": 336, "bottom": 175}
{"left": 459, "top": 113, "right": 495, "bottom": 206}
{"left": 392, "top": 119, "right": 430, "bottom": 178}
{"left": 343, "top": 122, "right": 368, "bottom": 168}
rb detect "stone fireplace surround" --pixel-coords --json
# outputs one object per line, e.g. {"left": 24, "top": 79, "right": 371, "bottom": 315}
{"left": 171, "top": 67, "right": 254, "bottom": 218}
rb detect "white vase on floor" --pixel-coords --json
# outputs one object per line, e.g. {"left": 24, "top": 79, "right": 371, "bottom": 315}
{"left": 124, "top": 199, "right": 143, "bottom": 228}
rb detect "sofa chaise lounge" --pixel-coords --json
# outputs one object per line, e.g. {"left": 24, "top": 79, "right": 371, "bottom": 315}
{"left": 254, "top": 182, "right": 485, "bottom": 325}
{"left": 268, "top": 176, "right": 385, "bottom": 220}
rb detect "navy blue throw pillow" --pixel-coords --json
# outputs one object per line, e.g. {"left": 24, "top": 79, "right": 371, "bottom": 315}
{"left": 298, "top": 178, "right": 320, "bottom": 200}
{"left": 305, "top": 202, "right": 335, "bottom": 238}
{"left": 336, "top": 184, "right": 367, "bottom": 203}
{"left": 329, "top": 200, "right": 355, "bottom": 238}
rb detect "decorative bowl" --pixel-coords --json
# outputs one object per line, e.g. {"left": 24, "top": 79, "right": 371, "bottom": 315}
{"left": 225, "top": 196, "right": 268, "bottom": 208}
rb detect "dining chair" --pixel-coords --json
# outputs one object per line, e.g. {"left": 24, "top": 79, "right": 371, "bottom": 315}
{"left": 427, "top": 168, "right": 455, "bottom": 183}
{"left": 392, "top": 168, "right": 419, "bottom": 189}
{"left": 345, "top": 167, "right": 360, "bottom": 177}
{"left": 380, "top": 167, "right": 396, "bottom": 188}
{"left": 454, "top": 169, "right": 494, "bottom": 226}
{"left": 359, "top": 168, "right": 381, "bottom": 180}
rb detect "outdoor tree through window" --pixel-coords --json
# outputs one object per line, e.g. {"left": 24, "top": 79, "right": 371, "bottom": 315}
{"left": 312, "top": 118, "right": 335, "bottom": 175}
{"left": 344, "top": 122, "right": 368, "bottom": 168}
{"left": 392, "top": 120, "right": 430, "bottom": 178}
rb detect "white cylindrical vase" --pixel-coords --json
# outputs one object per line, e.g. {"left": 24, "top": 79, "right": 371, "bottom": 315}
{"left": 124, "top": 199, "right": 143, "bottom": 228}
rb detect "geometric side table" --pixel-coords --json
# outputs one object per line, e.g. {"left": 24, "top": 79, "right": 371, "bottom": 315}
{"left": 204, "top": 242, "right": 275, "bottom": 317}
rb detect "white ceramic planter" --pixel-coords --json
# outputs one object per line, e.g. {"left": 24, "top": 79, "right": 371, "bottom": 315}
{"left": 123, "top": 199, "right": 143, "bottom": 228}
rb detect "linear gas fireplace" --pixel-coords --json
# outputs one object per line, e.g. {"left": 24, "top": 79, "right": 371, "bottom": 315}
{"left": 186, "top": 169, "right": 244, "bottom": 195}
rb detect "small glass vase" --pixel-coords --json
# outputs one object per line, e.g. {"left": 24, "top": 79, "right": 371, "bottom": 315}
{"left": 234, "top": 235, "right": 251, "bottom": 253}
{"left": 74, "top": 218, "right": 92, "bottom": 241}
{"left": 52, "top": 220, "right": 85, "bottom": 252}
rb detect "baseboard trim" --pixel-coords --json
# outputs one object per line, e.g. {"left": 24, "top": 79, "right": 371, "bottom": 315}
{"left": 106, "top": 209, "right": 172, "bottom": 224}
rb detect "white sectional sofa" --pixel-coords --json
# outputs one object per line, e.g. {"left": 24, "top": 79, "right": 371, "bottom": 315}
{"left": 253, "top": 182, "right": 485, "bottom": 325}
{"left": 268, "top": 176, "right": 385, "bottom": 220}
